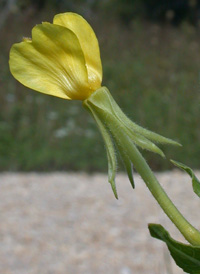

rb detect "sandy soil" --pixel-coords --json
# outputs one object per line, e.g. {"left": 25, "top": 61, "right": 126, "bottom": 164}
{"left": 0, "top": 170, "right": 200, "bottom": 274}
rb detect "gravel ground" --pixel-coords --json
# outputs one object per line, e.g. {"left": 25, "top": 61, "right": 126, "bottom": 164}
{"left": 0, "top": 171, "right": 200, "bottom": 274}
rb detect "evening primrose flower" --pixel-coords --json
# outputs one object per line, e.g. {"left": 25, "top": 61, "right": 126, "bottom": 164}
{"left": 9, "top": 13, "right": 200, "bottom": 263}
{"left": 9, "top": 12, "right": 102, "bottom": 101}
{"left": 9, "top": 12, "right": 179, "bottom": 198}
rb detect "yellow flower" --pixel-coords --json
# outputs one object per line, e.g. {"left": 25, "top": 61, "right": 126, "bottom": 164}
{"left": 9, "top": 12, "right": 102, "bottom": 100}
{"left": 10, "top": 12, "right": 198, "bottom": 254}
{"left": 9, "top": 11, "right": 180, "bottom": 199}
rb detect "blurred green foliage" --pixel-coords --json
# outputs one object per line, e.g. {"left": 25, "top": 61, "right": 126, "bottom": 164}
{"left": 109, "top": 0, "right": 200, "bottom": 26}
{"left": 2, "top": 0, "right": 200, "bottom": 25}
{"left": 0, "top": 2, "right": 200, "bottom": 171}
{"left": 4, "top": 0, "right": 200, "bottom": 25}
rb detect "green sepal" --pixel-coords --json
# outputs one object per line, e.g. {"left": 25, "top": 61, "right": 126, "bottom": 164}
{"left": 126, "top": 121, "right": 181, "bottom": 146}
{"left": 91, "top": 87, "right": 181, "bottom": 147}
{"left": 86, "top": 98, "right": 137, "bottom": 190}
{"left": 87, "top": 98, "right": 165, "bottom": 157}
{"left": 124, "top": 128, "right": 165, "bottom": 158}
{"left": 171, "top": 160, "right": 200, "bottom": 198}
{"left": 89, "top": 99, "right": 142, "bottom": 186}
{"left": 106, "top": 88, "right": 181, "bottom": 146}
{"left": 149, "top": 223, "right": 200, "bottom": 274}
{"left": 83, "top": 101, "right": 118, "bottom": 199}
{"left": 85, "top": 87, "right": 176, "bottom": 158}
{"left": 116, "top": 142, "right": 135, "bottom": 188}
{"left": 83, "top": 87, "right": 180, "bottom": 198}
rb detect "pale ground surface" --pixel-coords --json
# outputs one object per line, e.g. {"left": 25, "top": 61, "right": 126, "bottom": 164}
{"left": 0, "top": 171, "right": 200, "bottom": 274}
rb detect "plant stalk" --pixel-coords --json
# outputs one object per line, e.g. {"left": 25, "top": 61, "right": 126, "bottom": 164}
{"left": 104, "top": 110, "right": 200, "bottom": 246}
{"left": 85, "top": 87, "right": 200, "bottom": 246}
{"left": 121, "top": 132, "right": 200, "bottom": 246}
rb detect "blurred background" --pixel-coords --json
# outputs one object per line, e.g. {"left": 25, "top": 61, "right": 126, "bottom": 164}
{"left": 1, "top": 0, "right": 200, "bottom": 172}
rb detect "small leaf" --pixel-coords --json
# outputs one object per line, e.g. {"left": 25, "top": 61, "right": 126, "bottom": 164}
{"left": 171, "top": 160, "right": 200, "bottom": 198}
{"left": 149, "top": 223, "right": 200, "bottom": 274}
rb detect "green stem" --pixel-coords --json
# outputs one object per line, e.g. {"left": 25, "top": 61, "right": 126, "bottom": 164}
{"left": 127, "top": 141, "right": 200, "bottom": 246}
{"left": 104, "top": 110, "right": 200, "bottom": 246}
{"left": 85, "top": 88, "right": 200, "bottom": 246}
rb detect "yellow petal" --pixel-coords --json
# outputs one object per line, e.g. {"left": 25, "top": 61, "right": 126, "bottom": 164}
{"left": 9, "top": 23, "right": 92, "bottom": 100}
{"left": 53, "top": 12, "right": 102, "bottom": 91}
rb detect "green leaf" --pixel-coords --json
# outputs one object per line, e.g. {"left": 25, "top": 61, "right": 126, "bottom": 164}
{"left": 171, "top": 160, "right": 200, "bottom": 198}
{"left": 149, "top": 223, "right": 200, "bottom": 274}
{"left": 84, "top": 101, "right": 118, "bottom": 199}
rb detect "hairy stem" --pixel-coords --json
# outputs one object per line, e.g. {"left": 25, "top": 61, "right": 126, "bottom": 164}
{"left": 105, "top": 110, "right": 200, "bottom": 246}
{"left": 128, "top": 141, "right": 200, "bottom": 245}
{"left": 85, "top": 87, "right": 200, "bottom": 246}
